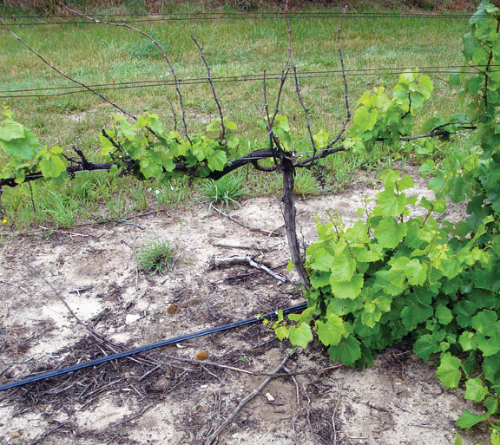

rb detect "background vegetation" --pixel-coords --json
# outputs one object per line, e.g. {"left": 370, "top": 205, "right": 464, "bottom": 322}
{"left": 0, "top": 0, "right": 479, "bottom": 231}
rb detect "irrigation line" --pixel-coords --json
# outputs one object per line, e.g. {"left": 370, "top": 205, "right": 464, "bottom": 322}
{"left": 2, "top": 67, "right": 498, "bottom": 100}
{"left": 0, "top": 302, "right": 307, "bottom": 392}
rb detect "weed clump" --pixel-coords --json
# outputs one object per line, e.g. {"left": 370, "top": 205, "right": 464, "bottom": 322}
{"left": 136, "top": 239, "right": 178, "bottom": 275}
{"left": 202, "top": 174, "right": 248, "bottom": 209}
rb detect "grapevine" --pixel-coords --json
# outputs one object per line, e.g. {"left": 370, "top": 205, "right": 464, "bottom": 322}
{"left": 272, "top": 2, "right": 500, "bottom": 442}
{"left": 1, "top": 2, "right": 499, "bottom": 442}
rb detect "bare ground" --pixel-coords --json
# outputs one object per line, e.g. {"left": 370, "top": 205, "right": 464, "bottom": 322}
{"left": 0, "top": 170, "right": 491, "bottom": 445}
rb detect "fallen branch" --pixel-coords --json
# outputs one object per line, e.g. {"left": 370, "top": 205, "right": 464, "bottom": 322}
{"left": 204, "top": 350, "right": 294, "bottom": 445}
{"left": 212, "top": 256, "right": 287, "bottom": 283}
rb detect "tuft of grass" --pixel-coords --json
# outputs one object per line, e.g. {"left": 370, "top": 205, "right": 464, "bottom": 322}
{"left": 293, "top": 170, "right": 323, "bottom": 199}
{"left": 201, "top": 174, "right": 249, "bottom": 209}
{"left": 136, "top": 238, "right": 179, "bottom": 275}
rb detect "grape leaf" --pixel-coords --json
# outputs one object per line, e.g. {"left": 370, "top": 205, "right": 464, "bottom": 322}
{"left": 39, "top": 156, "right": 67, "bottom": 179}
{"left": 207, "top": 150, "right": 227, "bottom": 171}
{"left": 329, "top": 274, "right": 364, "bottom": 300}
{"left": 328, "top": 336, "right": 362, "bottom": 366}
{"left": 413, "top": 334, "right": 441, "bottom": 360}
{"left": 464, "top": 377, "right": 488, "bottom": 402}
{"left": 288, "top": 323, "right": 313, "bottom": 349}
{"left": 436, "top": 353, "right": 462, "bottom": 389}
{"left": 374, "top": 218, "right": 407, "bottom": 249}
{"left": 457, "top": 410, "right": 488, "bottom": 429}
{"left": 316, "top": 314, "right": 345, "bottom": 346}
{"left": 435, "top": 305, "right": 453, "bottom": 325}
{"left": 0, "top": 119, "right": 25, "bottom": 141}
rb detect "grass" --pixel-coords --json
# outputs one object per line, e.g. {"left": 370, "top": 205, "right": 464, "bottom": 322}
{"left": 201, "top": 173, "right": 249, "bottom": 209}
{"left": 0, "top": 2, "right": 475, "bottom": 230}
{"left": 136, "top": 238, "right": 179, "bottom": 275}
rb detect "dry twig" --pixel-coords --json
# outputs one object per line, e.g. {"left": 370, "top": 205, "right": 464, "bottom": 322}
{"left": 0, "top": 280, "right": 32, "bottom": 297}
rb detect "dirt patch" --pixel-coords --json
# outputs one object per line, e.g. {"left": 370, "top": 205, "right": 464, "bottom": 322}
{"left": 0, "top": 173, "right": 489, "bottom": 445}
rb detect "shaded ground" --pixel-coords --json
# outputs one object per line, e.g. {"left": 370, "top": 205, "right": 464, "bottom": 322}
{"left": 0, "top": 170, "right": 490, "bottom": 445}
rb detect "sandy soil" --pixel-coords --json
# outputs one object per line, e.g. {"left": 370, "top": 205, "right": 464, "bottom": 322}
{"left": 0, "top": 170, "right": 491, "bottom": 445}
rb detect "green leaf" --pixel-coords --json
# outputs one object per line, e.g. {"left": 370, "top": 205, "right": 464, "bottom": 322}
{"left": 275, "top": 326, "right": 289, "bottom": 341}
{"left": 456, "top": 410, "right": 488, "bottom": 429}
{"left": 140, "top": 158, "right": 162, "bottom": 179}
{"left": 406, "top": 259, "right": 428, "bottom": 286}
{"left": 464, "top": 377, "right": 488, "bottom": 403}
{"left": 352, "top": 246, "right": 380, "bottom": 263}
{"left": 374, "top": 189, "right": 407, "bottom": 217}
{"left": 329, "top": 273, "right": 364, "bottom": 300}
{"left": 328, "top": 335, "right": 362, "bottom": 366}
{"left": 471, "top": 310, "right": 498, "bottom": 333}
{"left": 435, "top": 305, "right": 453, "bottom": 325}
{"left": 353, "top": 106, "right": 379, "bottom": 133}
{"left": 467, "top": 76, "right": 483, "bottom": 95}
{"left": 491, "top": 235, "right": 500, "bottom": 256}
{"left": 207, "top": 150, "right": 227, "bottom": 171}
{"left": 396, "top": 174, "right": 414, "bottom": 190}
{"left": 459, "top": 332, "right": 477, "bottom": 351}
{"left": 227, "top": 136, "right": 240, "bottom": 150}
{"left": 0, "top": 127, "right": 39, "bottom": 160}
{"left": 491, "top": 430, "right": 500, "bottom": 445}
{"left": 309, "top": 273, "right": 330, "bottom": 288}
{"left": 39, "top": 156, "right": 67, "bottom": 179}
{"left": 414, "top": 334, "right": 440, "bottom": 360}
{"left": 330, "top": 254, "right": 356, "bottom": 282}
{"left": 379, "top": 170, "right": 400, "bottom": 189}
{"left": 288, "top": 323, "right": 313, "bottom": 349}
{"left": 206, "top": 119, "right": 221, "bottom": 132}
{"left": 477, "top": 333, "right": 500, "bottom": 356}
{"left": 309, "top": 248, "right": 335, "bottom": 272}
{"left": 225, "top": 120, "right": 238, "bottom": 130}
{"left": 374, "top": 218, "right": 407, "bottom": 249}
{"left": 326, "top": 297, "right": 360, "bottom": 316}
{"left": 313, "top": 130, "right": 329, "bottom": 149}
{"left": 440, "top": 257, "right": 462, "bottom": 279}
{"left": 436, "top": 353, "right": 462, "bottom": 389}
{"left": 191, "top": 144, "right": 207, "bottom": 162}
{"left": 0, "top": 119, "right": 25, "bottom": 141}
{"left": 316, "top": 314, "right": 345, "bottom": 346}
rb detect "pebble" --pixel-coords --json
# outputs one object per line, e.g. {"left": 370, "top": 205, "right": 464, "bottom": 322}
{"left": 125, "top": 314, "right": 141, "bottom": 324}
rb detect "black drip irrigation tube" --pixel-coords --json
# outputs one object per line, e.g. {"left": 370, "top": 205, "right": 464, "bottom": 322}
{"left": 0, "top": 302, "right": 307, "bottom": 392}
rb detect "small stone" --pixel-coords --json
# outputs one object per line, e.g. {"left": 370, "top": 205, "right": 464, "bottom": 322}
{"left": 167, "top": 304, "right": 178, "bottom": 314}
{"left": 125, "top": 314, "right": 141, "bottom": 324}
{"left": 196, "top": 351, "right": 208, "bottom": 361}
{"left": 11, "top": 432, "right": 21, "bottom": 438}
{"left": 265, "top": 392, "right": 275, "bottom": 402}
